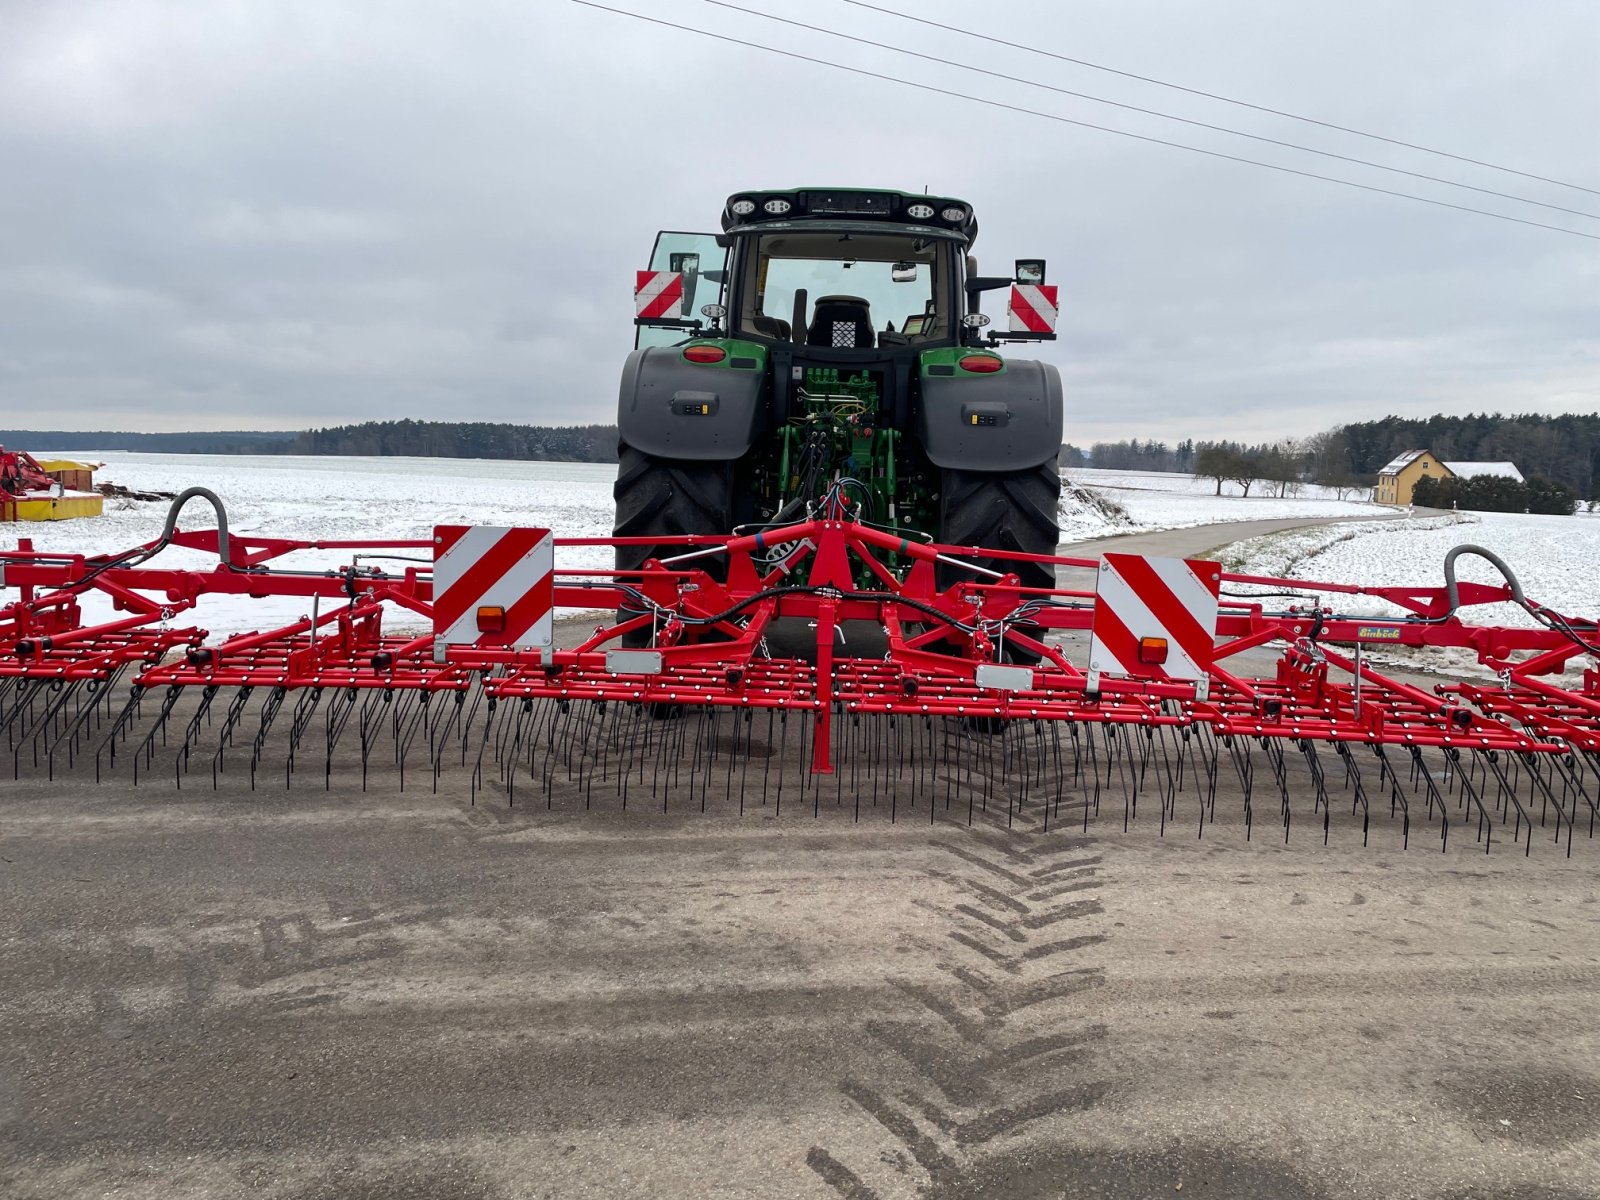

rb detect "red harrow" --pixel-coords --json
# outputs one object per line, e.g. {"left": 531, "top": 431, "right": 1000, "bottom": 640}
{"left": 5, "top": 488, "right": 1600, "bottom": 854}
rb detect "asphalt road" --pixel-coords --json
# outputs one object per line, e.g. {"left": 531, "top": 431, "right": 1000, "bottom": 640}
{"left": 4, "top": 514, "right": 1598, "bottom": 1200}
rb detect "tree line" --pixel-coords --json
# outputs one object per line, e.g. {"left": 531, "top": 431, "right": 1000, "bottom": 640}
{"left": 1062, "top": 433, "right": 1366, "bottom": 499}
{"left": 1068, "top": 411, "right": 1600, "bottom": 506}
{"left": 277, "top": 420, "right": 619, "bottom": 462}
{"left": 1412, "top": 474, "right": 1577, "bottom": 516}
{"left": 1340, "top": 412, "right": 1600, "bottom": 498}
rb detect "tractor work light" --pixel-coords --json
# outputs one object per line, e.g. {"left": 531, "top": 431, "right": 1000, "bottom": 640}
{"left": 1138, "top": 636, "right": 1169, "bottom": 665}
{"left": 940, "top": 206, "right": 966, "bottom": 223}
{"left": 906, "top": 202, "right": 935, "bottom": 219}
{"left": 958, "top": 353, "right": 1003, "bottom": 373}
{"left": 763, "top": 198, "right": 792, "bottom": 215}
{"left": 476, "top": 606, "right": 507, "bottom": 634}
{"left": 700, "top": 303, "right": 726, "bottom": 321}
{"left": 683, "top": 344, "right": 727, "bottom": 363}
{"left": 961, "top": 312, "right": 991, "bottom": 328}
{"left": 730, "top": 198, "right": 756, "bottom": 215}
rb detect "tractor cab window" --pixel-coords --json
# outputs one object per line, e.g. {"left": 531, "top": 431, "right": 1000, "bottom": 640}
{"left": 635, "top": 231, "right": 728, "bottom": 350}
{"left": 736, "top": 231, "right": 947, "bottom": 348}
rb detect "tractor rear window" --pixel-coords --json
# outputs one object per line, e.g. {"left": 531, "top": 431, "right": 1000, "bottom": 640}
{"left": 738, "top": 232, "right": 946, "bottom": 347}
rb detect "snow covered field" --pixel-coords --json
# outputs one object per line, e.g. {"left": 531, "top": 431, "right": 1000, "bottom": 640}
{"left": 12, "top": 454, "right": 1592, "bottom": 656}
{"left": 11, "top": 452, "right": 616, "bottom": 637}
{"left": 1059, "top": 468, "right": 1377, "bottom": 541}
{"left": 1223, "top": 510, "right": 1600, "bottom": 678}
{"left": 1224, "top": 510, "right": 1600, "bottom": 624}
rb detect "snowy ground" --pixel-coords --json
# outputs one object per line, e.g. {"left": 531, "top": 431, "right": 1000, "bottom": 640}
{"left": 1223, "top": 510, "right": 1600, "bottom": 677}
{"left": 1059, "top": 468, "right": 1377, "bottom": 541}
{"left": 8, "top": 452, "right": 616, "bottom": 638}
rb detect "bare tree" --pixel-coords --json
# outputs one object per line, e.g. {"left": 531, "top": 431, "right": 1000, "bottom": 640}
{"left": 1194, "top": 445, "right": 1236, "bottom": 496}
{"left": 1227, "top": 453, "right": 1260, "bottom": 498}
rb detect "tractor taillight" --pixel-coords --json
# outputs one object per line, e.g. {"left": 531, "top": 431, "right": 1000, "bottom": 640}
{"left": 958, "top": 354, "right": 1003, "bottom": 374}
{"left": 683, "top": 345, "right": 726, "bottom": 364}
{"left": 476, "top": 605, "right": 506, "bottom": 634}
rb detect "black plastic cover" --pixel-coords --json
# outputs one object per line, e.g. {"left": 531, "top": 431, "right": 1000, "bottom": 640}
{"left": 616, "top": 346, "right": 765, "bottom": 461}
{"left": 915, "top": 358, "right": 1064, "bottom": 472}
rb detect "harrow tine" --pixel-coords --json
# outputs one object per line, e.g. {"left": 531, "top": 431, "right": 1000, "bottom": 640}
{"left": 282, "top": 688, "right": 324, "bottom": 787}
{"left": 357, "top": 690, "right": 390, "bottom": 791}
{"left": 94, "top": 686, "right": 146, "bottom": 782}
{"left": 210, "top": 686, "right": 255, "bottom": 788}
{"left": 169, "top": 685, "right": 218, "bottom": 789}
{"left": 1479, "top": 751, "right": 1536, "bottom": 857}
{"left": 323, "top": 687, "right": 361, "bottom": 790}
{"left": 44, "top": 676, "right": 105, "bottom": 778}
{"left": 249, "top": 686, "right": 289, "bottom": 791}
{"left": 14, "top": 678, "right": 88, "bottom": 780}
{"left": 130, "top": 686, "right": 186, "bottom": 786}
{"left": 1407, "top": 747, "right": 1450, "bottom": 852}
{"left": 1298, "top": 740, "right": 1333, "bottom": 844}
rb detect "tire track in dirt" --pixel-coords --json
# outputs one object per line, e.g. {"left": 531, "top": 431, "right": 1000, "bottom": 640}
{"left": 808, "top": 826, "right": 1111, "bottom": 1197}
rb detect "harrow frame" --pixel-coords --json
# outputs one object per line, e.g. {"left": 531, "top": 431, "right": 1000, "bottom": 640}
{"left": 5, "top": 493, "right": 1600, "bottom": 852}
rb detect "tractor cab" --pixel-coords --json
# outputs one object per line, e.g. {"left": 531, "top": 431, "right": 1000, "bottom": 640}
{"left": 618, "top": 187, "right": 1064, "bottom": 601}
{"left": 635, "top": 189, "right": 1054, "bottom": 353}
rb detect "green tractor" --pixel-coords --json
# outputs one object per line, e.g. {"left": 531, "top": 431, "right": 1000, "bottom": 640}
{"left": 615, "top": 188, "right": 1063, "bottom": 593}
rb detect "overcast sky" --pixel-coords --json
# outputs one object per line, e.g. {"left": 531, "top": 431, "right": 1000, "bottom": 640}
{"left": 2, "top": 0, "right": 1597, "bottom": 444}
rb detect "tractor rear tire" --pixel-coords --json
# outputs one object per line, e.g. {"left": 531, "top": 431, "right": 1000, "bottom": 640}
{"left": 936, "top": 455, "right": 1061, "bottom": 684}
{"left": 936, "top": 455, "right": 1061, "bottom": 594}
{"left": 613, "top": 444, "right": 734, "bottom": 576}
{"left": 613, "top": 444, "right": 734, "bottom": 652}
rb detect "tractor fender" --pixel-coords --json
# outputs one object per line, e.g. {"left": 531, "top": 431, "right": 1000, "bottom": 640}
{"left": 915, "top": 358, "right": 1064, "bottom": 472}
{"left": 616, "top": 346, "right": 763, "bottom": 462}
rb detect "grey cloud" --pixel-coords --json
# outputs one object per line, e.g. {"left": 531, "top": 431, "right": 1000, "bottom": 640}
{"left": 0, "top": 0, "right": 1596, "bottom": 438}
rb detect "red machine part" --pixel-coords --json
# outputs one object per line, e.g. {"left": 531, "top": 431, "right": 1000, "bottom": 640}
{"left": 4, "top": 506, "right": 1595, "bottom": 775}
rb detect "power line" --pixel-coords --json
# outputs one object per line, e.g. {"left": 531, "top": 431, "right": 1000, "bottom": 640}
{"left": 843, "top": 0, "right": 1600, "bottom": 200}
{"left": 695, "top": 0, "right": 1600, "bottom": 222}
{"left": 569, "top": 1, "right": 1600, "bottom": 244}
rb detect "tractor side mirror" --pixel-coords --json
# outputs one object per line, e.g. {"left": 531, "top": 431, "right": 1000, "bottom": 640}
{"left": 1015, "top": 259, "right": 1046, "bottom": 285}
{"left": 669, "top": 252, "right": 701, "bottom": 313}
{"left": 891, "top": 261, "right": 919, "bottom": 283}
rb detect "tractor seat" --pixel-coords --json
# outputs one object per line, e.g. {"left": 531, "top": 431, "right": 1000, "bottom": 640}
{"left": 808, "top": 295, "right": 874, "bottom": 349}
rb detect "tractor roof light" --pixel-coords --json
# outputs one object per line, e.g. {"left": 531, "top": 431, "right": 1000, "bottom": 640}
{"left": 763, "top": 198, "right": 792, "bottom": 215}
{"left": 961, "top": 312, "right": 990, "bottom": 329}
{"left": 958, "top": 353, "right": 1003, "bottom": 373}
{"left": 730, "top": 198, "right": 756, "bottom": 216}
{"left": 940, "top": 205, "right": 967, "bottom": 223}
{"left": 906, "top": 202, "right": 935, "bottom": 219}
{"left": 683, "top": 344, "right": 727, "bottom": 364}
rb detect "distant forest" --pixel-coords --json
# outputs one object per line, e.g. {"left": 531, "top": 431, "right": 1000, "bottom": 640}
{"left": 3, "top": 421, "right": 621, "bottom": 464}
{"left": 0, "top": 429, "right": 296, "bottom": 454}
{"left": 1067, "top": 412, "right": 1600, "bottom": 498}
{"left": 1339, "top": 414, "right": 1600, "bottom": 495}
{"left": 280, "top": 420, "right": 618, "bottom": 462}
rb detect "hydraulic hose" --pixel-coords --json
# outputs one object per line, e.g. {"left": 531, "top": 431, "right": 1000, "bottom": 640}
{"left": 157, "top": 487, "right": 235, "bottom": 568}
{"left": 1442, "top": 544, "right": 1525, "bottom": 615}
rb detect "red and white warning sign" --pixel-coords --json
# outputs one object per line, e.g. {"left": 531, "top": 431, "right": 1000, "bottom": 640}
{"left": 634, "top": 270, "right": 686, "bottom": 320}
{"left": 1008, "top": 283, "right": 1059, "bottom": 334}
{"left": 1088, "top": 553, "right": 1220, "bottom": 697}
{"left": 432, "top": 525, "right": 554, "bottom": 660}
